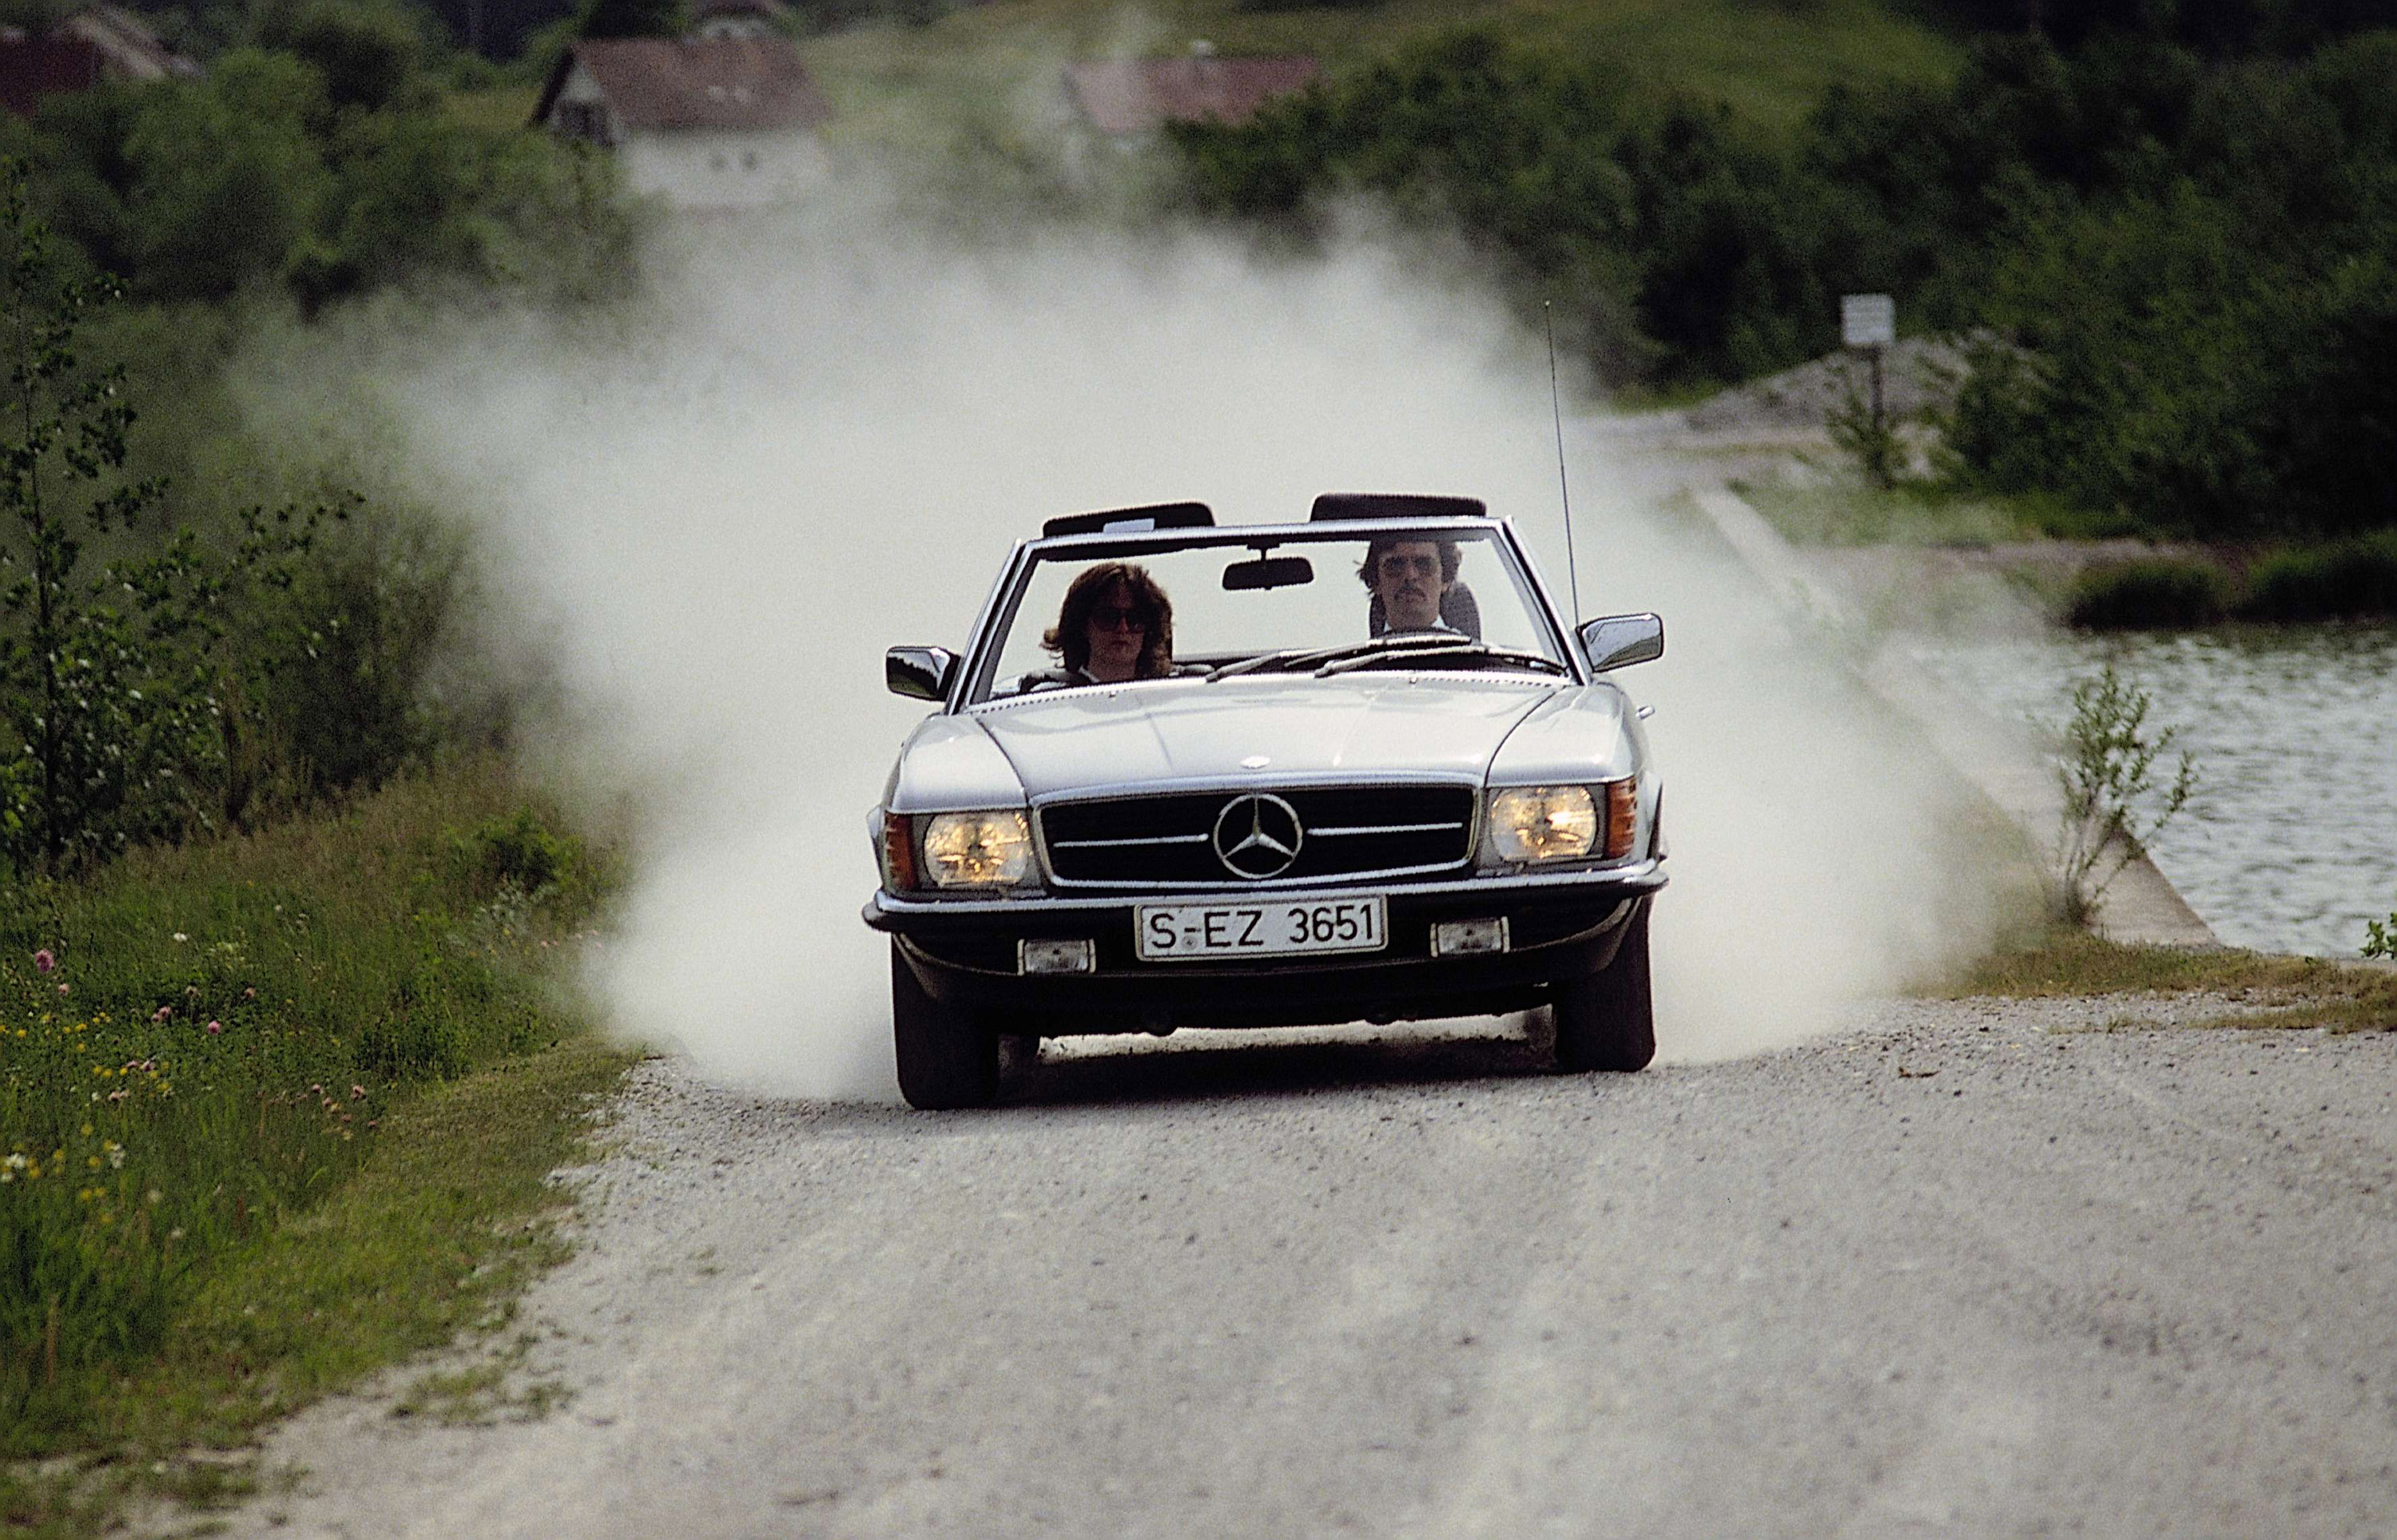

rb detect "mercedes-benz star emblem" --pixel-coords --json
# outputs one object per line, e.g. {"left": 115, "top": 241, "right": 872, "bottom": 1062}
{"left": 1212, "top": 792, "right": 1303, "bottom": 880}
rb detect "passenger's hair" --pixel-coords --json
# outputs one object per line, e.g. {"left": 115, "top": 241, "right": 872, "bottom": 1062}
{"left": 1357, "top": 534, "right": 1463, "bottom": 589}
{"left": 1043, "top": 562, "right": 1175, "bottom": 678}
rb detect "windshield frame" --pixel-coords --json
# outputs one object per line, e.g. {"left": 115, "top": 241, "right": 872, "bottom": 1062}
{"left": 954, "top": 518, "right": 1583, "bottom": 708}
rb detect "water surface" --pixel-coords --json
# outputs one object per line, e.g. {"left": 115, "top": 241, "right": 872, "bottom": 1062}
{"left": 1907, "top": 627, "right": 2396, "bottom": 957}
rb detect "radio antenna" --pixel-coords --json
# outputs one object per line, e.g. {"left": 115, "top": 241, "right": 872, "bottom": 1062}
{"left": 1544, "top": 301, "right": 1583, "bottom": 619}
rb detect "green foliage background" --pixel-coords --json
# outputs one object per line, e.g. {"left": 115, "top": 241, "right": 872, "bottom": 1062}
{"left": 1172, "top": 18, "right": 2397, "bottom": 539}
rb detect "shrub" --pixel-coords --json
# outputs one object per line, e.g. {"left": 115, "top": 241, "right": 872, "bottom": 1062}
{"left": 455, "top": 805, "right": 582, "bottom": 898}
{"left": 2061, "top": 558, "right": 2233, "bottom": 629}
{"left": 2236, "top": 532, "right": 2397, "bottom": 620}
{"left": 2050, "top": 665, "right": 2197, "bottom": 927}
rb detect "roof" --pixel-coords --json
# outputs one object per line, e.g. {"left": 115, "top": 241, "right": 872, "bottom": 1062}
{"left": 58, "top": 2, "right": 194, "bottom": 80}
{"left": 690, "top": 0, "right": 789, "bottom": 18}
{"left": 533, "top": 37, "right": 831, "bottom": 133}
{"left": 1063, "top": 53, "right": 1321, "bottom": 134}
{"left": 0, "top": 2, "right": 196, "bottom": 117}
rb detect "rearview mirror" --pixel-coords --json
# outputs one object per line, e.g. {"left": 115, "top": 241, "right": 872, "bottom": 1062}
{"left": 1222, "top": 556, "right": 1314, "bottom": 592}
{"left": 1578, "top": 613, "right": 1664, "bottom": 673}
{"left": 886, "top": 645, "right": 959, "bottom": 701}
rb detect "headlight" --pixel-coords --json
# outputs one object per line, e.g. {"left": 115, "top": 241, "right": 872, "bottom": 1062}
{"left": 920, "top": 810, "right": 1035, "bottom": 888}
{"left": 1488, "top": 786, "right": 1597, "bottom": 863}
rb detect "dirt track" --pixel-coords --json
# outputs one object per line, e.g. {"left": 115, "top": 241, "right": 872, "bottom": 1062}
{"left": 213, "top": 998, "right": 2396, "bottom": 1539}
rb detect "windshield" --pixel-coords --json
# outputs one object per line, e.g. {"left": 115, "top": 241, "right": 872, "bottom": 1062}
{"left": 975, "top": 528, "right": 1569, "bottom": 702}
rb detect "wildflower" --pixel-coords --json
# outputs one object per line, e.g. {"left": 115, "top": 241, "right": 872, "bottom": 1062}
{"left": 153, "top": 1006, "right": 171, "bottom": 1022}
{"left": 309, "top": 1083, "right": 324, "bottom": 1095}
{"left": 32, "top": 948, "right": 54, "bottom": 972}
{"left": 172, "top": 932, "right": 188, "bottom": 943}
{"left": 243, "top": 986, "right": 256, "bottom": 999}
{"left": 106, "top": 1142, "right": 124, "bottom": 1168}
{"left": 351, "top": 1084, "right": 366, "bottom": 1100}
{"left": 57, "top": 983, "right": 68, "bottom": 995}
{"left": 206, "top": 1020, "right": 222, "bottom": 1035}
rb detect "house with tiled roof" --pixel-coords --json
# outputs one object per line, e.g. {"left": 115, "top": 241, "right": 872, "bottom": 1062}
{"left": 532, "top": 34, "right": 831, "bottom": 210}
{"left": 0, "top": 2, "right": 198, "bottom": 118}
{"left": 688, "top": 0, "right": 789, "bottom": 42}
{"left": 1064, "top": 42, "right": 1320, "bottom": 136}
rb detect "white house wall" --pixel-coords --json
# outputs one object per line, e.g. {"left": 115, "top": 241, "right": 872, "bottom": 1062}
{"left": 620, "top": 129, "right": 829, "bottom": 209}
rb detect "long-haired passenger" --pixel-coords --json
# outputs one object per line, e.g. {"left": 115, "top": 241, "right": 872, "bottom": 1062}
{"left": 1037, "top": 562, "right": 1176, "bottom": 685}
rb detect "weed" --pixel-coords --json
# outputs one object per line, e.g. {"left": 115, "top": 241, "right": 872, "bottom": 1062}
{"left": 2049, "top": 666, "right": 2197, "bottom": 927}
{"left": 1827, "top": 358, "right": 1903, "bottom": 490}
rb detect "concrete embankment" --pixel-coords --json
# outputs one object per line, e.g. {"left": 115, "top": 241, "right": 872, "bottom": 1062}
{"left": 1606, "top": 428, "right": 2216, "bottom": 949}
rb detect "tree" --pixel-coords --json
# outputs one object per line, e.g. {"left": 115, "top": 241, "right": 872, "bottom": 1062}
{"left": 575, "top": 0, "right": 686, "bottom": 39}
{"left": 0, "top": 158, "right": 169, "bottom": 871}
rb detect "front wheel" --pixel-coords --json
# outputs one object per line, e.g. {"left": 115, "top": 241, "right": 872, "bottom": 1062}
{"left": 891, "top": 943, "right": 1000, "bottom": 1109}
{"left": 1553, "top": 903, "right": 1656, "bottom": 1074}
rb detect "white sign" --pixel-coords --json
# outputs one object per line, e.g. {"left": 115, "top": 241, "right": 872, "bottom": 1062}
{"left": 1842, "top": 293, "right": 1895, "bottom": 348}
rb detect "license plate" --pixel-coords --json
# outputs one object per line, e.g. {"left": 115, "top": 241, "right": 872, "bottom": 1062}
{"left": 1135, "top": 897, "right": 1387, "bottom": 962}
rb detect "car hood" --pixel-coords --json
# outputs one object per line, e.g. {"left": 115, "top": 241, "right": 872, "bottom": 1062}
{"left": 967, "top": 676, "right": 1559, "bottom": 797}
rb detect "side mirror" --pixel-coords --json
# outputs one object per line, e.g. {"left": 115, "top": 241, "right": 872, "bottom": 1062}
{"left": 1578, "top": 613, "right": 1664, "bottom": 673}
{"left": 886, "top": 645, "right": 959, "bottom": 701}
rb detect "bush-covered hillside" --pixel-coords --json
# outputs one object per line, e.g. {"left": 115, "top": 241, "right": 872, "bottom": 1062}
{"left": 1172, "top": 10, "right": 2397, "bottom": 538}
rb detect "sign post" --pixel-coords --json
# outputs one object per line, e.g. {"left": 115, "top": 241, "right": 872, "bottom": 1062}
{"left": 1840, "top": 293, "right": 1896, "bottom": 438}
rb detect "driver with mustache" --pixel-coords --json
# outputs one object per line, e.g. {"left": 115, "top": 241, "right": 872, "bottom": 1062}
{"left": 1361, "top": 534, "right": 1464, "bottom": 634}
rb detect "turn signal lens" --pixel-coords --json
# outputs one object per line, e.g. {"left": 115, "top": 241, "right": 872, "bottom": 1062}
{"left": 1604, "top": 778, "right": 1638, "bottom": 859}
{"left": 1488, "top": 787, "right": 1597, "bottom": 863}
{"left": 920, "top": 810, "right": 1035, "bottom": 888}
{"left": 880, "top": 812, "right": 917, "bottom": 891}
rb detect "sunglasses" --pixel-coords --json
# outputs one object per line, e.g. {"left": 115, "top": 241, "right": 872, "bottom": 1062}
{"left": 1091, "top": 605, "right": 1152, "bottom": 631}
{"left": 1377, "top": 554, "right": 1441, "bottom": 578}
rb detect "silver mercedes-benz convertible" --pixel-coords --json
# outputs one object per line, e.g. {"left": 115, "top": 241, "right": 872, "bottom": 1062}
{"left": 866, "top": 494, "right": 1667, "bottom": 1109}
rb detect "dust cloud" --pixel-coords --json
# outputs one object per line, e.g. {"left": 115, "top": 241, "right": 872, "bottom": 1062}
{"left": 299, "top": 185, "right": 2001, "bottom": 1097}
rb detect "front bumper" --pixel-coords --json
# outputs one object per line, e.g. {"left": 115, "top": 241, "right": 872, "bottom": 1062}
{"left": 862, "top": 862, "right": 1665, "bottom": 1034}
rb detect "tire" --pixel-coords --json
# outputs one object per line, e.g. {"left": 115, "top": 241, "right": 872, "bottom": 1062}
{"left": 1552, "top": 903, "right": 1656, "bottom": 1074}
{"left": 891, "top": 942, "right": 1000, "bottom": 1109}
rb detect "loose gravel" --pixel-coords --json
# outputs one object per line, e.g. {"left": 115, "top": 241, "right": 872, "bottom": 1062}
{"left": 211, "top": 996, "right": 2397, "bottom": 1539}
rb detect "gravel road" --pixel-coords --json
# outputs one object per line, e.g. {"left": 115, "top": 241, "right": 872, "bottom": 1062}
{"left": 221, "top": 998, "right": 2397, "bottom": 1539}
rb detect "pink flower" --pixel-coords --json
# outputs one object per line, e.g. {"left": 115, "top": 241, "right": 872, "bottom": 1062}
{"left": 205, "top": 1020, "right": 222, "bottom": 1035}
{"left": 32, "top": 949, "right": 54, "bottom": 973}
{"left": 242, "top": 987, "right": 256, "bottom": 999}
{"left": 153, "top": 1006, "right": 171, "bottom": 1022}
{"left": 308, "top": 1083, "right": 323, "bottom": 1095}
{"left": 56, "top": 983, "right": 68, "bottom": 996}
{"left": 350, "top": 1084, "right": 366, "bottom": 1100}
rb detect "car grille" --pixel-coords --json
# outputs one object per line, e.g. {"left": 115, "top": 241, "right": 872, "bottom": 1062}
{"left": 1040, "top": 785, "right": 1477, "bottom": 888}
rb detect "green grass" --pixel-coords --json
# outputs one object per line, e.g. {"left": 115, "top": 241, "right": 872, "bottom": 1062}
{"left": 0, "top": 759, "right": 630, "bottom": 1534}
{"left": 797, "top": 0, "right": 1962, "bottom": 157}
{"left": 445, "top": 84, "right": 543, "bottom": 134}
{"left": 0, "top": 1037, "right": 632, "bottom": 1534}
{"left": 1938, "top": 925, "right": 2397, "bottom": 1034}
{"left": 1731, "top": 474, "right": 2037, "bottom": 548}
